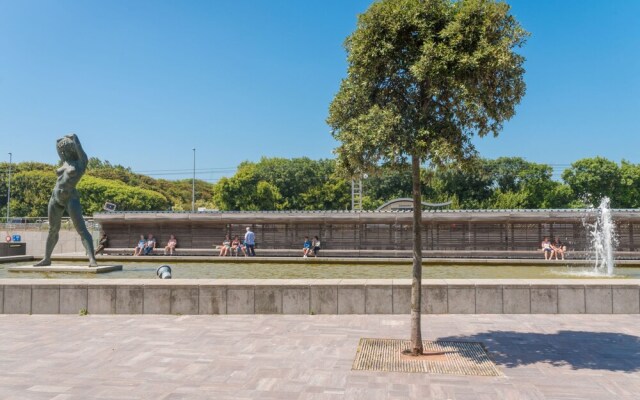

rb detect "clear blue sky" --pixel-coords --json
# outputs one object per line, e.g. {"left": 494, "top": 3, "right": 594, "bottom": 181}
{"left": 1, "top": 0, "right": 638, "bottom": 182}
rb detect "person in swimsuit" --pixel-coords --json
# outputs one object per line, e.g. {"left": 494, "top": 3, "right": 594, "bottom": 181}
{"left": 164, "top": 234, "right": 177, "bottom": 255}
{"left": 219, "top": 235, "right": 231, "bottom": 256}
{"left": 541, "top": 237, "right": 554, "bottom": 260}
{"left": 133, "top": 235, "right": 146, "bottom": 256}
{"left": 553, "top": 237, "right": 566, "bottom": 260}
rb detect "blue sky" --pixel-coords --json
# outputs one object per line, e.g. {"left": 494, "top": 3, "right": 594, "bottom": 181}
{"left": 1, "top": 0, "right": 638, "bottom": 182}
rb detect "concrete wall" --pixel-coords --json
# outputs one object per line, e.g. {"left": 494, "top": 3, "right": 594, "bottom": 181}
{"left": 16, "top": 230, "right": 90, "bottom": 257}
{"left": 1, "top": 279, "right": 638, "bottom": 315}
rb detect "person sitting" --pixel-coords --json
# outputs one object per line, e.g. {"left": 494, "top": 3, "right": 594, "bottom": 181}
{"left": 133, "top": 235, "right": 146, "bottom": 256}
{"left": 541, "top": 237, "right": 554, "bottom": 260}
{"left": 164, "top": 234, "right": 177, "bottom": 255}
{"left": 219, "top": 235, "right": 232, "bottom": 256}
{"left": 231, "top": 235, "right": 245, "bottom": 257}
{"left": 143, "top": 234, "right": 156, "bottom": 255}
{"left": 311, "top": 236, "right": 321, "bottom": 257}
{"left": 302, "top": 236, "right": 312, "bottom": 258}
{"left": 553, "top": 237, "right": 566, "bottom": 260}
{"left": 94, "top": 231, "right": 108, "bottom": 255}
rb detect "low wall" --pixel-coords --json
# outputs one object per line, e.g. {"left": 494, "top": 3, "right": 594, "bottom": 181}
{"left": 0, "top": 243, "right": 26, "bottom": 257}
{"left": 16, "top": 231, "right": 91, "bottom": 257}
{"left": 1, "top": 279, "right": 638, "bottom": 315}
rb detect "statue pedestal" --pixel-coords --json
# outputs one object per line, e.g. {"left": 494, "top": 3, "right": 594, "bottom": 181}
{"left": 8, "top": 265, "right": 123, "bottom": 274}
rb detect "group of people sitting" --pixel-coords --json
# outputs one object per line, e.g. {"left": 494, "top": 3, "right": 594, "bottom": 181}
{"left": 219, "top": 235, "right": 247, "bottom": 256}
{"left": 219, "top": 227, "right": 257, "bottom": 257}
{"left": 302, "top": 236, "right": 321, "bottom": 258}
{"left": 541, "top": 237, "right": 567, "bottom": 260}
{"left": 133, "top": 234, "right": 177, "bottom": 256}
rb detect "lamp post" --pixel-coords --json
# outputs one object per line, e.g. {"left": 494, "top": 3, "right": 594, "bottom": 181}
{"left": 192, "top": 148, "right": 196, "bottom": 213}
{"left": 6, "top": 152, "right": 12, "bottom": 224}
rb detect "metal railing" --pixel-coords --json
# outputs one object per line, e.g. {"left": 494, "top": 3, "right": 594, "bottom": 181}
{"left": 1, "top": 216, "right": 101, "bottom": 232}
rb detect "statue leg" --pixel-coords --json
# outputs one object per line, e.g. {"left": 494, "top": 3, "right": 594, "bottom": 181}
{"left": 34, "top": 198, "right": 64, "bottom": 266}
{"left": 67, "top": 197, "right": 98, "bottom": 267}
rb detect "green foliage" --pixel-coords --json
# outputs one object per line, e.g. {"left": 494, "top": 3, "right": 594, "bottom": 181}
{"left": 86, "top": 157, "right": 214, "bottom": 210}
{"left": 1, "top": 159, "right": 206, "bottom": 216}
{"left": 77, "top": 175, "right": 170, "bottom": 214}
{"left": 5, "top": 156, "right": 640, "bottom": 217}
{"left": 617, "top": 161, "right": 640, "bottom": 208}
{"left": 9, "top": 170, "right": 57, "bottom": 217}
{"left": 562, "top": 157, "right": 620, "bottom": 207}
{"left": 328, "top": 0, "right": 528, "bottom": 174}
{"left": 213, "top": 157, "right": 350, "bottom": 211}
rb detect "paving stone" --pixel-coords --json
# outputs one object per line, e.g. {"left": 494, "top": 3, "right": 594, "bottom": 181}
{"left": 0, "top": 314, "right": 639, "bottom": 399}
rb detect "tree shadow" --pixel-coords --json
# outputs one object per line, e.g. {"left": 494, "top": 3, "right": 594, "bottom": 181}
{"left": 436, "top": 330, "right": 640, "bottom": 373}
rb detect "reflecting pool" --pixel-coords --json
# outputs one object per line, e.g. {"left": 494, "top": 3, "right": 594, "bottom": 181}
{"left": 2, "top": 261, "right": 640, "bottom": 279}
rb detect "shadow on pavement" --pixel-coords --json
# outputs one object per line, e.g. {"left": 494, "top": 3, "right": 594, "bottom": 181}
{"left": 436, "top": 330, "right": 640, "bottom": 372}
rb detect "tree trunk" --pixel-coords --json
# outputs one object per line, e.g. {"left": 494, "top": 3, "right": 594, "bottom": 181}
{"left": 409, "top": 153, "right": 423, "bottom": 355}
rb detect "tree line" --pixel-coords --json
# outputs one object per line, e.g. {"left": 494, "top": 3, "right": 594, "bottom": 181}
{"left": 0, "top": 155, "right": 638, "bottom": 217}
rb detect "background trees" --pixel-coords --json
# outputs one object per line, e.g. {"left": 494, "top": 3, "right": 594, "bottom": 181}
{"left": 1, "top": 155, "right": 638, "bottom": 217}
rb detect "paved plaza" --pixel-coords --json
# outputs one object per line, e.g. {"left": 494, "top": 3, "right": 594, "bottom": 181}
{"left": 0, "top": 314, "right": 639, "bottom": 399}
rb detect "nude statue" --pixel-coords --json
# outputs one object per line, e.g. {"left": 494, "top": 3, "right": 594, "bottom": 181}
{"left": 35, "top": 134, "right": 98, "bottom": 267}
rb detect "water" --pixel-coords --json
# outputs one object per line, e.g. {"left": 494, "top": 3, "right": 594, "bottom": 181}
{"left": 2, "top": 261, "right": 640, "bottom": 279}
{"left": 589, "top": 197, "right": 618, "bottom": 276}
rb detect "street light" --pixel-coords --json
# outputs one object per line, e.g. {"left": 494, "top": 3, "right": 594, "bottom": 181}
{"left": 192, "top": 148, "right": 196, "bottom": 213}
{"left": 6, "top": 152, "right": 12, "bottom": 224}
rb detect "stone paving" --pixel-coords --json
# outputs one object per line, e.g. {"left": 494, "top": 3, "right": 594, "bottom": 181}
{"left": 0, "top": 314, "right": 639, "bottom": 399}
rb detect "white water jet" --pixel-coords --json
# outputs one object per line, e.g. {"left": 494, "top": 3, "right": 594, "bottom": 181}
{"left": 589, "top": 197, "right": 617, "bottom": 275}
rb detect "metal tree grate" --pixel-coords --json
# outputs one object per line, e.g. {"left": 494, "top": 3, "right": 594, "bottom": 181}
{"left": 352, "top": 338, "right": 502, "bottom": 376}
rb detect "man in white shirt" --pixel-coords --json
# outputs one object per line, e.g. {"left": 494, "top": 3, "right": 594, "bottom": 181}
{"left": 244, "top": 226, "right": 256, "bottom": 256}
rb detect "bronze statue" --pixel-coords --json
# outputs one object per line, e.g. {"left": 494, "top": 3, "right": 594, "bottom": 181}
{"left": 35, "top": 134, "right": 98, "bottom": 267}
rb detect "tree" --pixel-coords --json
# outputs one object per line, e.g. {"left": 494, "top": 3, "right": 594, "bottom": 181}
{"left": 618, "top": 161, "right": 640, "bottom": 208}
{"left": 562, "top": 157, "right": 620, "bottom": 207}
{"left": 328, "top": 0, "right": 527, "bottom": 355}
{"left": 431, "top": 160, "right": 494, "bottom": 208}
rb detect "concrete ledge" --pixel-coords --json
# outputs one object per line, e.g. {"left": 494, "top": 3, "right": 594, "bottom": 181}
{"left": 0, "top": 279, "right": 638, "bottom": 315}
{"left": 8, "top": 265, "right": 122, "bottom": 273}
{"left": 50, "top": 254, "right": 640, "bottom": 267}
